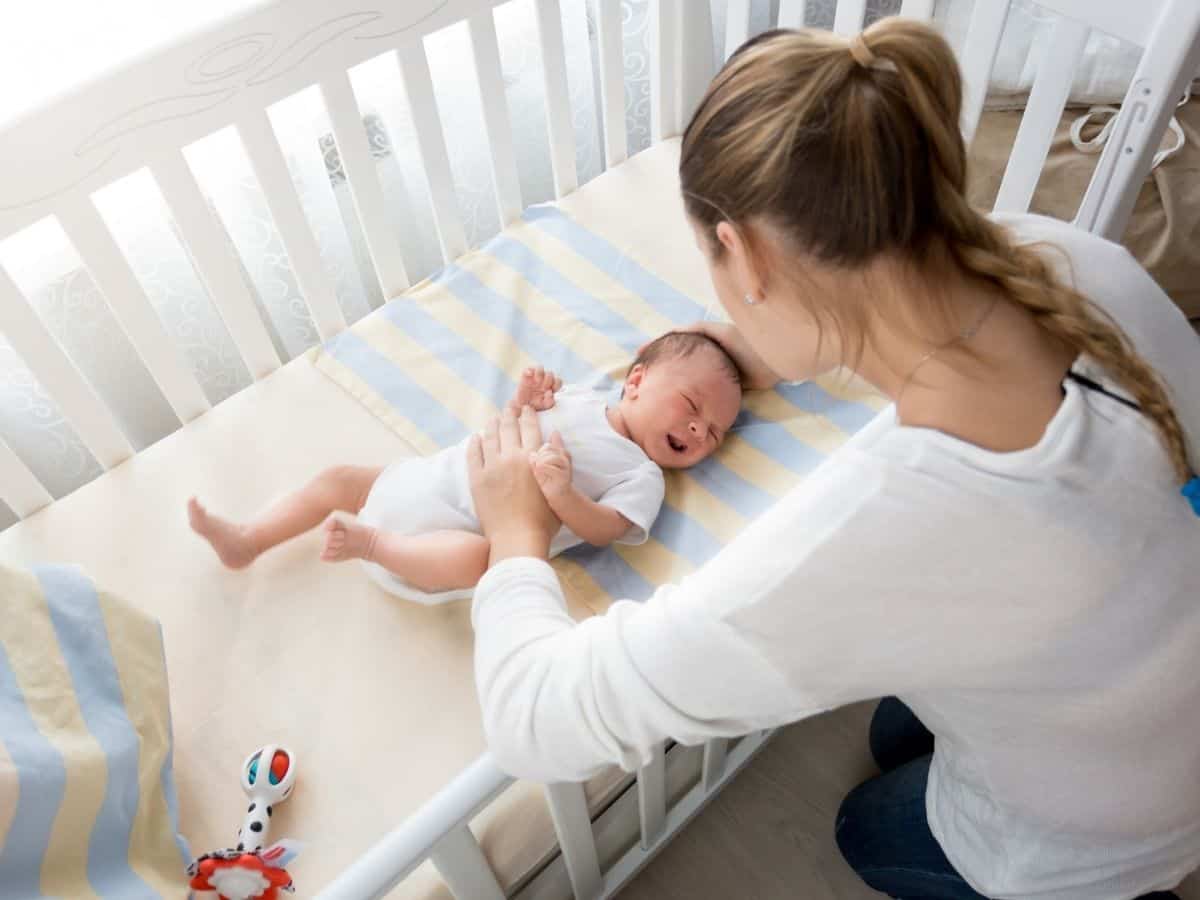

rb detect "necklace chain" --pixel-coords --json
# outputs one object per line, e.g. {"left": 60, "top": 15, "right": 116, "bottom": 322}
{"left": 895, "top": 297, "right": 999, "bottom": 420}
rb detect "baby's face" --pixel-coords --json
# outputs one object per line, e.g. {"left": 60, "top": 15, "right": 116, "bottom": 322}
{"left": 622, "top": 352, "right": 742, "bottom": 469}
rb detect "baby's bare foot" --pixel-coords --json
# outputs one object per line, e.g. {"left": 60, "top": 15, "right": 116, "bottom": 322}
{"left": 188, "top": 497, "right": 258, "bottom": 569}
{"left": 320, "top": 513, "right": 377, "bottom": 562}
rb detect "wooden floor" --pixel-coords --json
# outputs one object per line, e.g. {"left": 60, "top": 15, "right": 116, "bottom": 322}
{"left": 619, "top": 702, "right": 1200, "bottom": 900}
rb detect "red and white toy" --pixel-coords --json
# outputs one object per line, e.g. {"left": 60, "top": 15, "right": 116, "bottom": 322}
{"left": 188, "top": 745, "right": 302, "bottom": 900}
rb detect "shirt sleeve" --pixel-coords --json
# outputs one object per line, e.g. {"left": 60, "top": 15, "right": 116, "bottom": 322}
{"left": 596, "top": 463, "right": 666, "bottom": 545}
{"left": 470, "top": 557, "right": 803, "bottom": 782}
{"left": 469, "top": 448, "right": 908, "bottom": 782}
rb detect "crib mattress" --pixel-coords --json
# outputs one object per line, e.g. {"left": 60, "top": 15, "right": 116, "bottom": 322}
{"left": 0, "top": 138, "right": 775, "bottom": 896}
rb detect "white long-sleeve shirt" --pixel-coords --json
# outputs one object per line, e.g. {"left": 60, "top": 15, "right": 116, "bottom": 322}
{"left": 471, "top": 214, "right": 1200, "bottom": 900}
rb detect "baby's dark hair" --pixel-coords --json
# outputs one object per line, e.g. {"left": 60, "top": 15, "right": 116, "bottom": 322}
{"left": 626, "top": 331, "right": 742, "bottom": 389}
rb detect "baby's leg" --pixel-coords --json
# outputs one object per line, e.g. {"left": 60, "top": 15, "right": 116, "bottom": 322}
{"left": 189, "top": 465, "right": 383, "bottom": 569}
{"left": 321, "top": 516, "right": 489, "bottom": 593}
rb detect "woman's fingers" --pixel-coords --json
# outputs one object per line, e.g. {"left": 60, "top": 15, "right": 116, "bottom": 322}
{"left": 497, "top": 405, "right": 520, "bottom": 453}
{"left": 466, "top": 432, "right": 484, "bottom": 475}
{"left": 482, "top": 413, "right": 500, "bottom": 458}
{"left": 519, "top": 404, "right": 543, "bottom": 450}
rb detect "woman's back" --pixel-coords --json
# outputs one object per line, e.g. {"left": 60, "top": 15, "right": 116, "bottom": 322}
{"left": 741, "top": 212, "right": 1200, "bottom": 897}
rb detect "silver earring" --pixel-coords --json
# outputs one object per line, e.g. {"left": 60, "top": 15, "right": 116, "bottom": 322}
{"left": 744, "top": 293, "right": 757, "bottom": 306}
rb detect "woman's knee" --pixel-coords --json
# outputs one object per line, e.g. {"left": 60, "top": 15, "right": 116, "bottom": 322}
{"left": 835, "top": 757, "right": 935, "bottom": 888}
{"left": 834, "top": 780, "right": 873, "bottom": 873}
{"left": 870, "top": 696, "right": 934, "bottom": 773}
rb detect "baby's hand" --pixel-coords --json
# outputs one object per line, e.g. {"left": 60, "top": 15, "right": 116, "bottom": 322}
{"left": 512, "top": 366, "right": 562, "bottom": 412}
{"left": 531, "top": 432, "right": 572, "bottom": 499}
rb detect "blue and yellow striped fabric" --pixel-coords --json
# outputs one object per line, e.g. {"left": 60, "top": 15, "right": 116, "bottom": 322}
{"left": 312, "top": 205, "right": 887, "bottom": 613}
{"left": 0, "top": 565, "right": 188, "bottom": 898}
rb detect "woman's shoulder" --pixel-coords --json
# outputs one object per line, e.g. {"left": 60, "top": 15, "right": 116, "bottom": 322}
{"left": 988, "top": 211, "right": 1137, "bottom": 280}
{"left": 987, "top": 212, "right": 1195, "bottom": 378}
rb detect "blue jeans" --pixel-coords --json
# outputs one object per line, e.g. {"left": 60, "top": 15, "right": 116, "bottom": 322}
{"left": 834, "top": 697, "right": 1180, "bottom": 900}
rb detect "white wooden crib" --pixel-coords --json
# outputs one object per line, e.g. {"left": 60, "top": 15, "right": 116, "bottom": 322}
{"left": 1, "top": 1, "right": 1198, "bottom": 898}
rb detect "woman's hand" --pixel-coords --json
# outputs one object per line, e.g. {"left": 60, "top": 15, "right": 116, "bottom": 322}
{"left": 643, "top": 322, "right": 783, "bottom": 391}
{"left": 468, "top": 406, "right": 561, "bottom": 564}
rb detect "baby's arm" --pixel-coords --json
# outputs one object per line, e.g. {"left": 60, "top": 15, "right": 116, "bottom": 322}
{"left": 531, "top": 432, "right": 631, "bottom": 547}
{"left": 546, "top": 491, "right": 632, "bottom": 547}
{"left": 508, "top": 367, "right": 562, "bottom": 414}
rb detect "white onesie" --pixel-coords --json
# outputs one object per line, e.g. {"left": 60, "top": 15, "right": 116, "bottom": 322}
{"left": 357, "top": 384, "right": 666, "bottom": 604}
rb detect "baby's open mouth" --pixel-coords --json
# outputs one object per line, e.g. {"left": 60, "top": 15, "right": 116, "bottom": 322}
{"left": 667, "top": 433, "right": 686, "bottom": 453}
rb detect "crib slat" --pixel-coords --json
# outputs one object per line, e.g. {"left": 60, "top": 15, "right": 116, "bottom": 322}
{"left": 777, "top": 0, "right": 806, "bottom": 28}
{"left": 320, "top": 71, "right": 411, "bottom": 300}
{"left": 150, "top": 152, "right": 281, "bottom": 380}
{"left": 468, "top": 11, "right": 523, "bottom": 224}
{"left": 833, "top": 0, "right": 868, "bottom": 35}
{"left": 428, "top": 825, "right": 505, "bottom": 900}
{"left": 651, "top": 0, "right": 681, "bottom": 142}
{"left": 596, "top": 0, "right": 628, "bottom": 169}
{"left": 637, "top": 742, "right": 667, "bottom": 850}
{"left": 725, "top": 0, "right": 752, "bottom": 60}
{"left": 701, "top": 738, "right": 730, "bottom": 792}
{"left": 0, "top": 434, "right": 51, "bottom": 518}
{"left": 0, "top": 260, "right": 133, "bottom": 470}
{"left": 680, "top": 0, "right": 716, "bottom": 128}
{"left": 57, "top": 192, "right": 212, "bottom": 423}
{"left": 396, "top": 43, "right": 469, "bottom": 263}
{"left": 544, "top": 782, "right": 604, "bottom": 900}
{"left": 959, "top": 1, "right": 1012, "bottom": 145}
{"left": 237, "top": 110, "right": 346, "bottom": 342}
{"left": 899, "top": 0, "right": 935, "bottom": 20}
{"left": 993, "top": 18, "right": 1089, "bottom": 214}
{"left": 533, "top": 0, "right": 578, "bottom": 198}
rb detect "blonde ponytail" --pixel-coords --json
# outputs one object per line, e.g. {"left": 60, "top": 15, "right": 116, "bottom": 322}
{"left": 680, "top": 17, "right": 1193, "bottom": 483}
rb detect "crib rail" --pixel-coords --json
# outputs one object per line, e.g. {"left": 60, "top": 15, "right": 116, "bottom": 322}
{"left": 317, "top": 731, "right": 773, "bottom": 900}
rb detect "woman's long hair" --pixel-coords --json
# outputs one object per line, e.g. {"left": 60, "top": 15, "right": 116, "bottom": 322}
{"left": 679, "top": 19, "right": 1191, "bottom": 482}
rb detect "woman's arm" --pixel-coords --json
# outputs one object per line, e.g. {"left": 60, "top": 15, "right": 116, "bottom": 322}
{"left": 467, "top": 405, "right": 809, "bottom": 780}
{"left": 466, "top": 406, "right": 890, "bottom": 783}
{"left": 471, "top": 557, "right": 799, "bottom": 781}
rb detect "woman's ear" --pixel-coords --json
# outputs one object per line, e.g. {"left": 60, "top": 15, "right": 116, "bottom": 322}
{"left": 715, "top": 220, "right": 766, "bottom": 303}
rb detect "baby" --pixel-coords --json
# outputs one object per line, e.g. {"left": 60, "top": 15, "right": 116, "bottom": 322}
{"left": 188, "top": 331, "right": 743, "bottom": 603}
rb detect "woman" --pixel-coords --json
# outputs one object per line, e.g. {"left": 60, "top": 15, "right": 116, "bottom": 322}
{"left": 466, "top": 18, "right": 1200, "bottom": 900}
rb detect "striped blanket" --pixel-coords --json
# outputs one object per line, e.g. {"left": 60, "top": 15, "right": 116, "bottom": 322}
{"left": 313, "top": 205, "right": 887, "bottom": 612}
{"left": 0, "top": 565, "right": 188, "bottom": 897}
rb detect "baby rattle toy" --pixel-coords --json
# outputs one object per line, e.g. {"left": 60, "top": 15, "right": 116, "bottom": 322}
{"left": 188, "top": 744, "right": 303, "bottom": 900}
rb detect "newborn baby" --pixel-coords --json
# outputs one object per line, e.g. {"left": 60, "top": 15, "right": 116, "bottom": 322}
{"left": 189, "top": 331, "right": 742, "bottom": 604}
